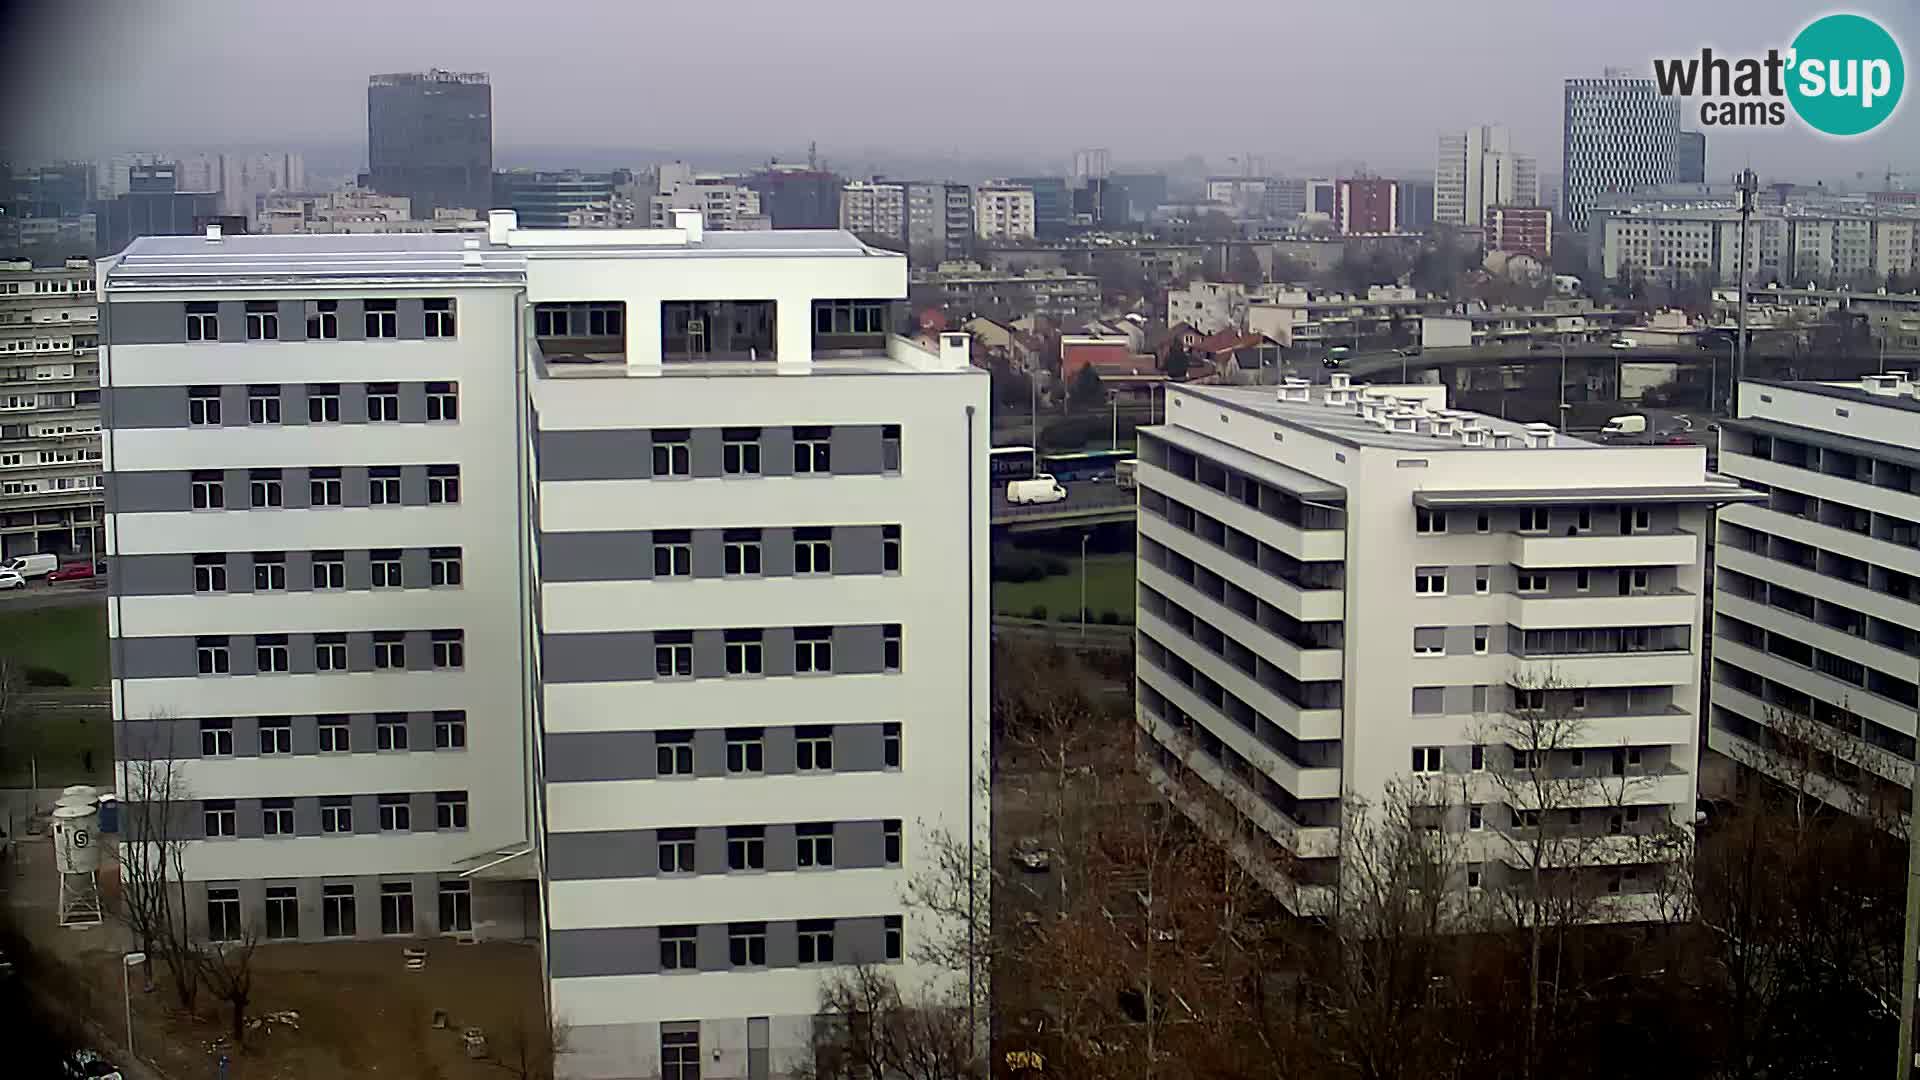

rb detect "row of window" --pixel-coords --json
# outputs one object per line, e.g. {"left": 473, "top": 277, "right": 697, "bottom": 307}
{"left": 1408, "top": 744, "right": 1645, "bottom": 776}
{"left": 185, "top": 299, "right": 455, "bottom": 342}
{"left": 643, "top": 425, "right": 899, "bottom": 478}
{"left": 650, "top": 626, "right": 901, "bottom": 679}
{"left": 654, "top": 916, "right": 904, "bottom": 973}
{"left": 193, "top": 548, "right": 462, "bottom": 592}
{"left": 189, "top": 465, "right": 461, "bottom": 509}
{"left": 195, "top": 631, "right": 464, "bottom": 675}
{"left": 653, "top": 820, "right": 904, "bottom": 874}
{"left": 206, "top": 878, "right": 470, "bottom": 942}
{"left": 1412, "top": 566, "right": 1653, "bottom": 596}
{"left": 1415, "top": 506, "right": 1657, "bottom": 536}
{"left": 201, "top": 790, "right": 467, "bottom": 838}
{"left": 644, "top": 527, "right": 900, "bottom": 578}
{"left": 187, "top": 382, "right": 458, "bottom": 425}
{"left": 198, "top": 712, "right": 466, "bottom": 756}
{"left": 650, "top": 724, "right": 903, "bottom": 777}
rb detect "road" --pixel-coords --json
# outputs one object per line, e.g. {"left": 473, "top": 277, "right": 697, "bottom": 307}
{"left": 992, "top": 478, "right": 1135, "bottom": 523}
{"left": 0, "top": 580, "right": 105, "bottom": 611}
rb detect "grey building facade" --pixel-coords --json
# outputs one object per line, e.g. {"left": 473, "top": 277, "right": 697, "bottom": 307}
{"left": 367, "top": 70, "right": 493, "bottom": 217}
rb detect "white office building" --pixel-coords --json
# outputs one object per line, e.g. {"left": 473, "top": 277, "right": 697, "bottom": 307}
{"left": 1134, "top": 376, "right": 1753, "bottom": 917}
{"left": 1563, "top": 72, "right": 1680, "bottom": 232}
{"left": 1, "top": 257, "right": 103, "bottom": 560}
{"left": 973, "top": 184, "right": 1036, "bottom": 243}
{"left": 1711, "top": 376, "right": 1920, "bottom": 821}
{"left": 101, "top": 213, "right": 989, "bottom": 1080}
{"left": 1436, "top": 125, "right": 1539, "bottom": 228}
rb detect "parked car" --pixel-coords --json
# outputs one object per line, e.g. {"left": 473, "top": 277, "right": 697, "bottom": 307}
{"left": 1609, "top": 338, "right": 1637, "bottom": 351}
{"left": 1, "top": 552, "right": 57, "bottom": 579}
{"left": 47, "top": 561, "right": 96, "bottom": 583}
{"left": 0, "top": 569, "right": 24, "bottom": 591}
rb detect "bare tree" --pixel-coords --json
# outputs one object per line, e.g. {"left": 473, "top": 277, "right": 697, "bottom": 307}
{"left": 196, "top": 926, "right": 261, "bottom": 1048}
{"left": 801, "top": 966, "right": 979, "bottom": 1080}
{"left": 484, "top": 1015, "right": 573, "bottom": 1080}
{"left": 114, "top": 715, "right": 200, "bottom": 1010}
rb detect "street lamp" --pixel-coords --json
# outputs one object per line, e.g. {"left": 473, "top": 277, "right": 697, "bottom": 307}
{"left": 1558, "top": 337, "right": 1568, "bottom": 431}
{"left": 1109, "top": 391, "right": 1119, "bottom": 451}
{"left": 122, "top": 951, "right": 146, "bottom": 1059}
{"left": 1079, "top": 532, "right": 1092, "bottom": 642}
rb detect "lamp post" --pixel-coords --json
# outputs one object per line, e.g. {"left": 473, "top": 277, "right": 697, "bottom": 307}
{"left": 122, "top": 951, "right": 146, "bottom": 1059}
{"left": 1110, "top": 392, "right": 1119, "bottom": 451}
{"left": 1079, "top": 532, "right": 1091, "bottom": 642}
{"left": 1029, "top": 367, "right": 1039, "bottom": 477}
{"left": 1558, "top": 337, "right": 1568, "bottom": 431}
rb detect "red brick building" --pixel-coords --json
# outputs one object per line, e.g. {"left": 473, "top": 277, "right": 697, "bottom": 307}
{"left": 1335, "top": 178, "right": 1400, "bottom": 235}
{"left": 1485, "top": 205, "right": 1553, "bottom": 260}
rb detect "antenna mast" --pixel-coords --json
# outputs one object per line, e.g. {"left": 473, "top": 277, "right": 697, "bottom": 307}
{"left": 1733, "top": 167, "right": 1757, "bottom": 415}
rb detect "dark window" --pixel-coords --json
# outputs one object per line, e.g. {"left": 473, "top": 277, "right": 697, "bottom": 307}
{"left": 727, "top": 728, "right": 764, "bottom": 774}
{"left": 723, "top": 428, "right": 761, "bottom": 476}
{"left": 185, "top": 302, "right": 218, "bottom": 341}
{"left": 426, "top": 381, "right": 458, "bottom": 420}
{"left": 187, "top": 386, "right": 221, "bottom": 425}
{"left": 247, "top": 385, "right": 281, "bottom": 424}
{"left": 365, "top": 299, "right": 398, "bottom": 338}
{"left": 307, "top": 383, "right": 340, "bottom": 423}
{"left": 727, "top": 825, "right": 766, "bottom": 871}
{"left": 884, "top": 624, "right": 902, "bottom": 672}
{"left": 424, "top": 299, "right": 456, "bottom": 337}
{"left": 245, "top": 301, "right": 278, "bottom": 341}
{"left": 306, "top": 300, "right": 339, "bottom": 340}
{"left": 430, "top": 547, "right": 463, "bottom": 586}
{"left": 656, "top": 730, "right": 694, "bottom": 775}
{"left": 660, "top": 926, "right": 696, "bottom": 970}
{"left": 725, "top": 629, "right": 763, "bottom": 676}
{"left": 796, "top": 725, "right": 833, "bottom": 771}
{"left": 794, "top": 426, "right": 831, "bottom": 473}
{"left": 434, "top": 710, "right": 467, "bottom": 749}
{"left": 882, "top": 525, "right": 901, "bottom": 572}
{"left": 366, "top": 382, "right": 400, "bottom": 422}
{"left": 883, "top": 723, "right": 901, "bottom": 769}
{"left": 729, "top": 922, "right": 768, "bottom": 967}
{"left": 797, "top": 919, "right": 835, "bottom": 964}
{"left": 797, "top": 823, "right": 834, "bottom": 868}
{"left": 884, "top": 819, "right": 902, "bottom": 865}
{"left": 427, "top": 465, "right": 460, "bottom": 504}
{"left": 658, "top": 828, "right": 696, "bottom": 874}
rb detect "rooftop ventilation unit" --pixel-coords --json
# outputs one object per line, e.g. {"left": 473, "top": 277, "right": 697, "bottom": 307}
{"left": 1389, "top": 411, "right": 1418, "bottom": 433}
{"left": 1431, "top": 416, "right": 1458, "bottom": 437}
{"left": 1277, "top": 378, "right": 1311, "bottom": 403}
{"left": 203, "top": 223, "right": 222, "bottom": 242}
{"left": 1522, "top": 422, "right": 1555, "bottom": 449}
{"left": 1328, "top": 372, "right": 1353, "bottom": 391}
{"left": 1460, "top": 426, "right": 1488, "bottom": 447}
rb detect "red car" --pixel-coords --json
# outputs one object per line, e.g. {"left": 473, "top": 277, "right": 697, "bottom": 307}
{"left": 47, "top": 561, "right": 96, "bottom": 582}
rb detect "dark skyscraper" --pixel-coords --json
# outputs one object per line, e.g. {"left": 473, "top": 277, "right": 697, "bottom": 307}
{"left": 1675, "top": 130, "right": 1707, "bottom": 184}
{"left": 366, "top": 70, "right": 492, "bottom": 217}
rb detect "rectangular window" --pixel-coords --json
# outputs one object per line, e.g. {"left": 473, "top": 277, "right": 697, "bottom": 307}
{"left": 313, "top": 551, "right": 345, "bottom": 590}
{"left": 793, "top": 426, "right": 832, "bottom": 473}
{"left": 438, "top": 880, "right": 472, "bottom": 933}
{"left": 369, "top": 467, "right": 401, "bottom": 505}
{"left": 1576, "top": 508, "right": 1592, "bottom": 533}
{"left": 727, "top": 728, "right": 764, "bottom": 774}
{"left": 191, "top": 471, "right": 224, "bottom": 510}
{"left": 370, "top": 549, "right": 403, "bottom": 589}
{"left": 322, "top": 883, "right": 355, "bottom": 936}
{"left": 652, "top": 430, "right": 691, "bottom": 477}
{"left": 882, "top": 525, "right": 901, "bottom": 573}
{"left": 796, "top": 726, "right": 834, "bottom": 771}
{"left": 1476, "top": 511, "right": 1490, "bottom": 533}
{"left": 434, "top": 791, "right": 468, "bottom": 831}
{"left": 727, "top": 825, "right": 766, "bottom": 871}
{"left": 1627, "top": 569, "right": 1650, "bottom": 594}
{"left": 258, "top": 716, "right": 292, "bottom": 753}
{"left": 247, "top": 385, "right": 281, "bottom": 424}
{"left": 307, "top": 301, "right": 339, "bottom": 340}
{"left": 200, "top": 718, "right": 233, "bottom": 757}
{"left": 1416, "top": 508, "right": 1447, "bottom": 534}
{"left": 1414, "top": 570, "right": 1445, "bottom": 595}
{"left": 1413, "top": 628, "right": 1444, "bottom": 656}
{"left": 795, "top": 627, "right": 833, "bottom": 673}
{"left": 203, "top": 800, "right": 236, "bottom": 837}
{"left": 653, "top": 531, "right": 692, "bottom": 577}
{"left": 423, "top": 299, "right": 456, "bottom": 338}
{"left": 378, "top": 794, "right": 411, "bottom": 832}
{"left": 314, "top": 633, "right": 348, "bottom": 671}
{"left": 883, "top": 624, "right": 902, "bottom": 672}
{"left": 1517, "top": 572, "right": 1549, "bottom": 594}
{"left": 432, "top": 630, "right": 464, "bottom": 670}
{"left": 262, "top": 798, "right": 294, "bottom": 836}
{"left": 1469, "top": 803, "right": 1484, "bottom": 830}
{"left": 207, "top": 887, "right": 242, "bottom": 942}
{"left": 321, "top": 798, "right": 352, "bottom": 834}
{"left": 185, "top": 302, "right": 218, "bottom": 342}
{"left": 723, "top": 530, "right": 762, "bottom": 576}
{"left": 662, "top": 1029, "right": 700, "bottom": 1080}
{"left": 196, "top": 635, "right": 230, "bottom": 675}
{"left": 797, "top": 919, "right": 835, "bottom": 964}
{"left": 364, "top": 299, "right": 398, "bottom": 338}
{"left": 656, "top": 731, "right": 694, "bottom": 776}
{"left": 376, "top": 714, "right": 409, "bottom": 751}
{"left": 1474, "top": 626, "right": 1489, "bottom": 654}
{"left": 661, "top": 926, "right": 697, "bottom": 970}
{"left": 434, "top": 710, "right": 467, "bottom": 750}
{"left": 193, "top": 553, "right": 227, "bottom": 593}
{"left": 373, "top": 632, "right": 405, "bottom": 670}
{"left": 188, "top": 386, "right": 221, "bottom": 425}
{"left": 654, "top": 631, "right": 693, "bottom": 679}
{"left": 725, "top": 630, "right": 763, "bottom": 676}
{"left": 318, "top": 715, "right": 350, "bottom": 752}
{"left": 883, "top": 722, "right": 901, "bottom": 769}
{"left": 430, "top": 547, "right": 463, "bottom": 586}
{"left": 308, "top": 467, "right": 342, "bottom": 506}
{"left": 366, "top": 382, "right": 400, "bottom": 422}
{"left": 882, "top": 424, "right": 901, "bottom": 474}
{"left": 1575, "top": 569, "right": 1590, "bottom": 592}
{"left": 729, "top": 922, "right": 768, "bottom": 967}
{"left": 722, "top": 428, "right": 761, "bottom": 476}
{"left": 658, "top": 829, "right": 696, "bottom": 874}
{"left": 1519, "top": 507, "right": 1549, "bottom": 533}
{"left": 249, "top": 469, "right": 283, "bottom": 509}
{"left": 1475, "top": 566, "right": 1490, "bottom": 594}
{"left": 797, "top": 823, "right": 835, "bottom": 868}
{"left": 427, "top": 465, "right": 460, "bottom": 504}
{"left": 1630, "top": 508, "right": 1652, "bottom": 533}
{"left": 1411, "top": 746, "right": 1442, "bottom": 773}
{"left": 884, "top": 819, "right": 902, "bottom": 865}
{"left": 379, "top": 881, "right": 414, "bottom": 935}
{"left": 426, "top": 381, "right": 458, "bottom": 421}
{"left": 307, "top": 383, "right": 340, "bottom": 423}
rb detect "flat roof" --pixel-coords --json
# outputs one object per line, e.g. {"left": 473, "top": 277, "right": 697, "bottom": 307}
{"left": 1179, "top": 384, "right": 1608, "bottom": 453}
{"left": 1413, "top": 484, "right": 1765, "bottom": 508}
{"left": 536, "top": 355, "right": 973, "bottom": 379}
{"left": 1143, "top": 424, "right": 1345, "bottom": 502}
{"left": 1722, "top": 414, "right": 1920, "bottom": 471}
{"left": 1748, "top": 378, "right": 1920, "bottom": 416}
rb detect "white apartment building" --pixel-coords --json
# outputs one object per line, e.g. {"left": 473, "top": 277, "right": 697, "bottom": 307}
{"left": 1711, "top": 376, "right": 1920, "bottom": 821}
{"left": 1563, "top": 73, "right": 1680, "bottom": 232}
{"left": 973, "top": 184, "right": 1036, "bottom": 242}
{"left": 1435, "top": 125, "right": 1538, "bottom": 228}
{"left": 1134, "top": 375, "right": 1755, "bottom": 916}
{"left": 839, "top": 181, "right": 907, "bottom": 242}
{"left": 1599, "top": 206, "right": 1919, "bottom": 285}
{"left": 1, "top": 257, "right": 103, "bottom": 560}
{"left": 102, "top": 214, "right": 989, "bottom": 1080}
{"left": 650, "top": 165, "right": 769, "bottom": 232}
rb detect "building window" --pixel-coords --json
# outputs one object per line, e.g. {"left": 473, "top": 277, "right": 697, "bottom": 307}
{"left": 196, "top": 635, "right": 230, "bottom": 675}
{"left": 426, "top": 381, "right": 458, "bottom": 421}
{"left": 369, "top": 466, "right": 402, "bottom": 505}
{"left": 249, "top": 469, "right": 283, "bottom": 509}
{"left": 1411, "top": 746, "right": 1442, "bottom": 773}
{"left": 365, "top": 299, "right": 398, "bottom": 338}
{"left": 1416, "top": 508, "right": 1447, "bottom": 534}
{"left": 378, "top": 794, "right": 411, "bottom": 832}
{"left": 307, "top": 383, "right": 340, "bottom": 423}
{"left": 1625, "top": 569, "right": 1650, "bottom": 594}
{"left": 318, "top": 715, "right": 350, "bottom": 752}
{"left": 653, "top": 531, "right": 692, "bottom": 577}
{"left": 655, "top": 631, "right": 693, "bottom": 679}
{"left": 883, "top": 722, "right": 901, "bottom": 769}
{"left": 723, "top": 530, "right": 762, "bottom": 576}
{"left": 656, "top": 828, "right": 696, "bottom": 874}
{"left": 1413, "top": 628, "right": 1444, "bottom": 656}
{"left": 661, "top": 926, "right": 697, "bottom": 970}
{"left": 1474, "top": 626, "right": 1489, "bottom": 654}
{"left": 306, "top": 301, "right": 339, "bottom": 340}
{"left": 307, "top": 466, "right": 342, "bottom": 506}
{"left": 882, "top": 424, "right": 901, "bottom": 473}
{"left": 1414, "top": 570, "right": 1445, "bottom": 595}
{"left": 425, "top": 629, "right": 464, "bottom": 670}
{"left": 795, "top": 627, "right": 833, "bottom": 673}
{"left": 794, "top": 528, "right": 832, "bottom": 574}
{"left": 322, "top": 883, "right": 355, "bottom": 936}
{"left": 729, "top": 922, "right": 767, "bottom": 967}
{"left": 258, "top": 715, "right": 292, "bottom": 753}
{"left": 434, "top": 791, "right": 468, "bottom": 830}
{"left": 1469, "top": 803, "right": 1484, "bottom": 829}
{"left": 884, "top": 915, "right": 903, "bottom": 961}
{"left": 203, "top": 799, "right": 236, "bottom": 837}
{"left": 884, "top": 819, "right": 902, "bottom": 865}
{"left": 815, "top": 300, "right": 889, "bottom": 335}
{"left": 883, "top": 624, "right": 902, "bottom": 672}
{"left": 1476, "top": 511, "right": 1490, "bottom": 533}
{"left": 370, "top": 549, "right": 403, "bottom": 588}
{"left": 315, "top": 634, "right": 347, "bottom": 671}
{"left": 379, "top": 881, "right": 414, "bottom": 935}
{"left": 188, "top": 386, "right": 221, "bottom": 426}
{"left": 376, "top": 713, "right": 409, "bottom": 751}
{"left": 1575, "top": 508, "right": 1592, "bottom": 533}
{"left": 434, "top": 710, "right": 467, "bottom": 749}
{"left": 797, "top": 823, "right": 835, "bottom": 868}
{"left": 725, "top": 630, "right": 763, "bottom": 676}
{"left": 652, "top": 430, "right": 691, "bottom": 477}
{"left": 207, "top": 887, "right": 242, "bottom": 942}
{"left": 193, "top": 553, "right": 227, "bottom": 593}
{"left": 1475, "top": 565, "right": 1489, "bottom": 594}
{"left": 1575, "top": 569, "right": 1590, "bottom": 592}
{"left": 262, "top": 798, "right": 294, "bottom": 835}
{"left": 373, "top": 632, "right": 406, "bottom": 670}
{"left": 1629, "top": 508, "right": 1651, "bottom": 533}
{"left": 200, "top": 718, "right": 233, "bottom": 757}
{"left": 430, "top": 547, "right": 463, "bottom": 587}
{"left": 797, "top": 920, "right": 835, "bottom": 964}
{"left": 245, "top": 302, "right": 279, "bottom": 341}
{"left": 1515, "top": 688, "right": 1546, "bottom": 712}
{"left": 185, "top": 302, "right": 218, "bottom": 342}
{"left": 796, "top": 726, "right": 834, "bottom": 771}
{"left": 1519, "top": 507, "right": 1549, "bottom": 533}
{"left": 191, "top": 471, "right": 225, "bottom": 510}
{"left": 1517, "top": 572, "right": 1549, "bottom": 594}
{"left": 366, "top": 383, "right": 400, "bottom": 422}
{"left": 722, "top": 428, "right": 761, "bottom": 475}
{"left": 321, "top": 797, "right": 352, "bottom": 834}
{"left": 662, "top": 1028, "right": 700, "bottom": 1080}
{"left": 427, "top": 465, "right": 460, "bottom": 504}
{"left": 727, "top": 826, "right": 766, "bottom": 871}
{"left": 424, "top": 299, "right": 456, "bottom": 338}
{"left": 793, "top": 426, "right": 831, "bottom": 473}
{"left": 438, "top": 880, "right": 472, "bottom": 933}
{"left": 656, "top": 731, "right": 694, "bottom": 776}
{"left": 727, "top": 728, "right": 764, "bottom": 774}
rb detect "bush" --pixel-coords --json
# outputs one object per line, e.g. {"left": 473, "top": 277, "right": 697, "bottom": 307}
{"left": 992, "top": 545, "right": 1068, "bottom": 584}
{"left": 1028, "top": 605, "right": 1048, "bottom": 621}
{"left": 1099, "top": 611, "right": 1121, "bottom": 625}
{"left": 1055, "top": 612, "right": 1077, "bottom": 624}
{"left": 22, "top": 666, "right": 70, "bottom": 688}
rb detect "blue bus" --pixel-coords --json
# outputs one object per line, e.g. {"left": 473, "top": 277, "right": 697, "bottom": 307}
{"left": 990, "top": 446, "right": 1037, "bottom": 484}
{"left": 1042, "top": 449, "right": 1135, "bottom": 482}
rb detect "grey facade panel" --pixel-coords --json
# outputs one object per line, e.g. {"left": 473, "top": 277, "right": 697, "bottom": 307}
{"left": 832, "top": 425, "right": 885, "bottom": 475}
{"left": 227, "top": 553, "right": 252, "bottom": 593}
{"left": 398, "top": 381, "right": 428, "bottom": 422}
{"left": 761, "top": 528, "right": 795, "bottom": 576}
{"left": 763, "top": 627, "right": 796, "bottom": 677}
{"left": 117, "top": 636, "right": 196, "bottom": 680}
{"left": 397, "top": 298, "right": 427, "bottom": 340}
{"left": 293, "top": 797, "right": 322, "bottom": 837}
{"left": 402, "top": 631, "right": 433, "bottom": 671}
{"left": 1442, "top": 685, "right": 1477, "bottom": 716}
{"left": 541, "top": 632, "right": 652, "bottom": 683}
{"left": 693, "top": 727, "right": 726, "bottom": 778}
{"left": 284, "top": 550, "right": 313, "bottom": 591}
{"left": 690, "top": 529, "right": 724, "bottom": 579}
{"left": 343, "top": 549, "right": 372, "bottom": 590}
{"left": 696, "top": 923, "right": 729, "bottom": 972}
{"left": 114, "top": 553, "right": 187, "bottom": 596}
{"left": 335, "top": 300, "right": 365, "bottom": 342}
{"left": 400, "top": 465, "right": 429, "bottom": 506}
{"left": 290, "top": 716, "right": 320, "bottom": 755}
{"left": 288, "top": 634, "right": 317, "bottom": 675}
{"left": 109, "top": 470, "right": 187, "bottom": 515}
{"left": 833, "top": 526, "right": 884, "bottom": 575}
{"left": 410, "top": 792, "right": 437, "bottom": 833}
{"left": 766, "top": 920, "right": 799, "bottom": 968}
{"left": 106, "top": 386, "right": 187, "bottom": 429}
{"left": 338, "top": 382, "right": 369, "bottom": 423}
{"left": 349, "top": 713, "right": 377, "bottom": 752}
{"left": 545, "top": 731, "right": 657, "bottom": 782}
{"left": 234, "top": 798, "right": 263, "bottom": 839}
{"left": 834, "top": 625, "right": 885, "bottom": 675}
{"left": 692, "top": 631, "right": 726, "bottom": 681}
{"left": 689, "top": 427, "right": 724, "bottom": 479}
{"left": 402, "top": 548, "right": 431, "bottom": 588}
{"left": 836, "top": 724, "right": 886, "bottom": 773}
{"left": 281, "top": 382, "right": 308, "bottom": 425}
{"left": 549, "top": 927, "right": 658, "bottom": 978}
{"left": 232, "top": 715, "right": 260, "bottom": 754}
{"left": 118, "top": 718, "right": 199, "bottom": 761}
{"left": 538, "top": 532, "right": 648, "bottom": 582}
{"left": 765, "top": 823, "right": 797, "bottom": 873}
{"left": 539, "top": 430, "right": 653, "bottom": 482}
{"left": 836, "top": 821, "right": 886, "bottom": 869}
{"left": 696, "top": 827, "right": 727, "bottom": 876}
{"left": 277, "top": 300, "right": 306, "bottom": 341}
{"left": 220, "top": 386, "right": 249, "bottom": 427}
{"left": 407, "top": 712, "right": 435, "bottom": 751}
{"left": 347, "top": 632, "right": 375, "bottom": 671}
{"left": 547, "top": 830, "right": 654, "bottom": 880}
{"left": 761, "top": 427, "right": 795, "bottom": 477}
{"left": 1411, "top": 687, "right": 1445, "bottom": 714}
{"left": 839, "top": 916, "right": 889, "bottom": 965}
{"left": 216, "top": 302, "right": 247, "bottom": 343}
{"left": 764, "top": 727, "right": 796, "bottom": 774}
{"left": 105, "top": 301, "right": 185, "bottom": 345}
{"left": 341, "top": 466, "right": 370, "bottom": 506}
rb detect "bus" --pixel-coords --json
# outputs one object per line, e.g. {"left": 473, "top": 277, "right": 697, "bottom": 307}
{"left": 1041, "top": 449, "right": 1135, "bottom": 482}
{"left": 989, "top": 446, "right": 1037, "bottom": 484}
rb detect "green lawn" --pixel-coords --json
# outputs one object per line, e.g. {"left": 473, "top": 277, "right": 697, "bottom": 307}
{"left": 0, "top": 602, "right": 109, "bottom": 688}
{"left": 993, "top": 553, "right": 1137, "bottom": 621}
{"left": 0, "top": 705, "right": 112, "bottom": 786}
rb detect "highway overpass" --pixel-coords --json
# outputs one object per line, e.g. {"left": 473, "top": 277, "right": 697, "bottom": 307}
{"left": 991, "top": 481, "right": 1137, "bottom": 532}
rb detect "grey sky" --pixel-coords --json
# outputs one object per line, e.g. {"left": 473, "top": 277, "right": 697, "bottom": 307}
{"left": 4, "top": 0, "right": 1916, "bottom": 182}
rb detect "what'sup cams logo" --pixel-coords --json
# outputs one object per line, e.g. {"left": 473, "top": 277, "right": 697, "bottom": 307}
{"left": 1653, "top": 12, "right": 1905, "bottom": 136}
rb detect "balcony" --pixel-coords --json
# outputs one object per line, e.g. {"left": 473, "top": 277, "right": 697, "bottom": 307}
{"left": 1137, "top": 657, "right": 1342, "bottom": 797}
{"left": 1138, "top": 560, "right": 1342, "bottom": 682}
{"left": 663, "top": 300, "right": 775, "bottom": 361}
{"left": 1510, "top": 530, "right": 1698, "bottom": 569}
{"left": 1511, "top": 649, "right": 1696, "bottom": 688}
{"left": 1139, "top": 462, "right": 1344, "bottom": 562}
{"left": 1138, "top": 512, "right": 1344, "bottom": 623}
{"left": 1509, "top": 591, "right": 1698, "bottom": 629}
{"left": 1137, "top": 711, "right": 1341, "bottom": 859}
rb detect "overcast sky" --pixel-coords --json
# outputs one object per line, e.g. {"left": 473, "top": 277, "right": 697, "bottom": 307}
{"left": 3, "top": 0, "right": 1916, "bottom": 183}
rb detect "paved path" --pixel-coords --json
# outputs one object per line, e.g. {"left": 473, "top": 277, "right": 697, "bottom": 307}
{"left": 0, "top": 580, "right": 106, "bottom": 611}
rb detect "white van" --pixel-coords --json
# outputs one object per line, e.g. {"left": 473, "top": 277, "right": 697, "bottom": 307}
{"left": 1007, "top": 475, "right": 1067, "bottom": 505}
{"left": 1600, "top": 415, "right": 1647, "bottom": 438}
{"left": 2, "top": 553, "right": 57, "bottom": 580}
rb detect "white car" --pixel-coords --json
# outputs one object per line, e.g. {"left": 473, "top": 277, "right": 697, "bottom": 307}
{"left": 1609, "top": 338, "right": 1636, "bottom": 351}
{"left": 0, "top": 569, "right": 25, "bottom": 591}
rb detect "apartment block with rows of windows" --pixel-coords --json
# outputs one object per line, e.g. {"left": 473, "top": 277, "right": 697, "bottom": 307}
{"left": 102, "top": 214, "right": 989, "bottom": 1080}
{"left": 1, "top": 256, "right": 103, "bottom": 560}
{"left": 1710, "top": 376, "right": 1920, "bottom": 822}
{"left": 1134, "top": 375, "right": 1756, "bottom": 919}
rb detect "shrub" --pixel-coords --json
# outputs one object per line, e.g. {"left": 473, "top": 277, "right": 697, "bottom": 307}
{"left": 1055, "top": 612, "right": 1077, "bottom": 624}
{"left": 1099, "top": 611, "right": 1121, "bottom": 625}
{"left": 23, "top": 666, "right": 70, "bottom": 687}
{"left": 1028, "top": 605, "right": 1048, "bottom": 621}
{"left": 992, "top": 545, "right": 1068, "bottom": 584}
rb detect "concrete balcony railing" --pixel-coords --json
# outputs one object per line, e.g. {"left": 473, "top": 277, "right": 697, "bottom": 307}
{"left": 1508, "top": 591, "right": 1698, "bottom": 630}
{"left": 1138, "top": 462, "right": 1345, "bottom": 563}
{"left": 1510, "top": 530, "right": 1699, "bottom": 569}
{"left": 1136, "top": 658, "right": 1342, "bottom": 799}
{"left": 1137, "top": 712, "right": 1341, "bottom": 859}
{"left": 1138, "top": 559, "right": 1343, "bottom": 683}
{"left": 1510, "top": 649, "right": 1697, "bottom": 689}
